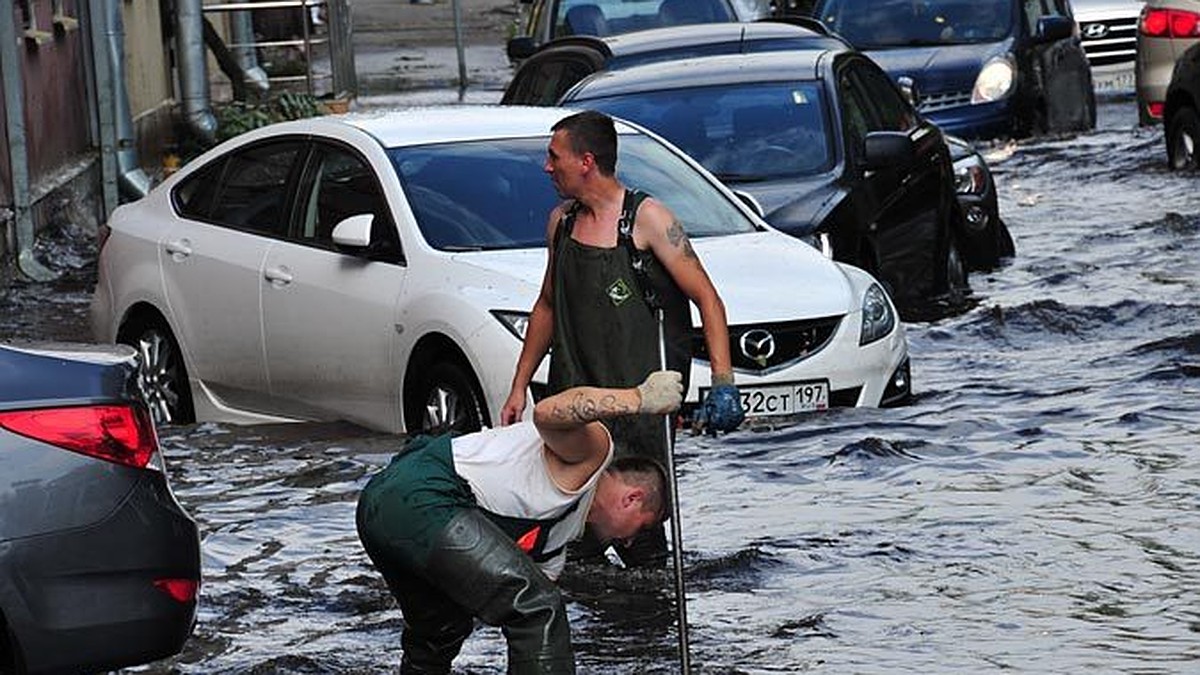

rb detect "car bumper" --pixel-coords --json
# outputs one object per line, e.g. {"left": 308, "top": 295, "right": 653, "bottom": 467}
{"left": 925, "top": 99, "right": 1014, "bottom": 140}
{"left": 1, "top": 473, "right": 200, "bottom": 674}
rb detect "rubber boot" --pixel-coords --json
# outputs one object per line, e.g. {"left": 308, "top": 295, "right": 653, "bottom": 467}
{"left": 426, "top": 509, "right": 576, "bottom": 674}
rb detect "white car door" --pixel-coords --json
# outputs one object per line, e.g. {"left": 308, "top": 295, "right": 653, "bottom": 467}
{"left": 260, "top": 142, "right": 408, "bottom": 431}
{"left": 162, "top": 138, "right": 307, "bottom": 412}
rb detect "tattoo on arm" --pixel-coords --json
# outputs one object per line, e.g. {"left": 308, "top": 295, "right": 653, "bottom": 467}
{"left": 548, "top": 391, "right": 636, "bottom": 424}
{"left": 667, "top": 219, "right": 698, "bottom": 260}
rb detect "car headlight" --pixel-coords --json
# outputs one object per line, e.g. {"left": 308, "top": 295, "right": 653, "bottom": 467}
{"left": 860, "top": 283, "right": 896, "bottom": 346}
{"left": 971, "top": 55, "right": 1015, "bottom": 104}
{"left": 491, "top": 310, "right": 530, "bottom": 341}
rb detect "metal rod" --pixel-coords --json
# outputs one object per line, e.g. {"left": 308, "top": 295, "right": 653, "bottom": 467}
{"left": 451, "top": 0, "right": 467, "bottom": 99}
{"left": 657, "top": 309, "right": 691, "bottom": 673}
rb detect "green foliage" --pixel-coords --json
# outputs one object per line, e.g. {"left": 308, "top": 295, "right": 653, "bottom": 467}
{"left": 214, "top": 92, "right": 324, "bottom": 143}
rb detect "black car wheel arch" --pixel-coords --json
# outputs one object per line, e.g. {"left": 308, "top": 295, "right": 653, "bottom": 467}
{"left": 0, "top": 613, "right": 23, "bottom": 675}
{"left": 117, "top": 312, "right": 196, "bottom": 426}
{"left": 1167, "top": 107, "right": 1199, "bottom": 171}
{"left": 404, "top": 338, "right": 489, "bottom": 436}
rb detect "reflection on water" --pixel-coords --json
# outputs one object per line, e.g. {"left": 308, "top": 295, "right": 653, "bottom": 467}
{"left": 6, "top": 99, "right": 1199, "bottom": 673}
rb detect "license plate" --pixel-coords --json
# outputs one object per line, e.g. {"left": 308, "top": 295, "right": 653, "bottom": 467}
{"left": 1094, "top": 70, "right": 1135, "bottom": 91}
{"left": 703, "top": 381, "right": 830, "bottom": 417}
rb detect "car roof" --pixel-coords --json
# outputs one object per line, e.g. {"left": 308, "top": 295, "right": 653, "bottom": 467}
{"left": 274, "top": 105, "right": 639, "bottom": 148}
{"left": 531, "top": 20, "right": 839, "bottom": 60}
{"left": 565, "top": 49, "right": 834, "bottom": 100}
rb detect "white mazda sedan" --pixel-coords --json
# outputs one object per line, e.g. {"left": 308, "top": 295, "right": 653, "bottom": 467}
{"left": 90, "top": 106, "right": 911, "bottom": 434}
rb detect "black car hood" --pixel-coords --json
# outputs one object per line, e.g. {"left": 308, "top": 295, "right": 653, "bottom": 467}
{"left": 864, "top": 40, "right": 1014, "bottom": 94}
{"left": 728, "top": 174, "right": 842, "bottom": 236}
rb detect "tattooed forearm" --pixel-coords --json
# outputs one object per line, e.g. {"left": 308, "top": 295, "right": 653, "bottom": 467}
{"left": 546, "top": 390, "right": 637, "bottom": 424}
{"left": 667, "top": 219, "right": 698, "bottom": 259}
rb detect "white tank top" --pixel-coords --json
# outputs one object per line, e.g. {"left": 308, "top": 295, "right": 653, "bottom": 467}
{"left": 452, "top": 422, "right": 613, "bottom": 579}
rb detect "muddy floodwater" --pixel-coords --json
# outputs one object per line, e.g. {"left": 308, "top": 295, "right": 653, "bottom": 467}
{"left": 2, "top": 98, "right": 1198, "bottom": 673}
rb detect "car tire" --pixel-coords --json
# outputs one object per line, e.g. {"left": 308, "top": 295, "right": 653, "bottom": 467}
{"left": 993, "top": 217, "right": 1016, "bottom": 261}
{"left": 118, "top": 316, "right": 195, "bottom": 425}
{"left": 1166, "top": 107, "right": 1199, "bottom": 171}
{"left": 405, "top": 360, "right": 487, "bottom": 436}
{"left": 943, "top": 239, "right": 969, "bottom": 307}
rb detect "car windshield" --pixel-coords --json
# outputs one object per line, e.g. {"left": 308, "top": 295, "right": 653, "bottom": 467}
{"left": 553, "top": 0, "right": 735, "bottom": 38}
{"left": 575, "top": 81, "right": 833, "bottom": 182}
{"left": 387, "top": 134, "right": 757, "bottom": 252}
{"left": 817, "top": 0, "right": 1014, "bottom": 48}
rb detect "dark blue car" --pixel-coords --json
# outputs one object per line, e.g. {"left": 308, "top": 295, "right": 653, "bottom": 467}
{"left": 813, "top": 0, "right": 1097, "bottom": 139}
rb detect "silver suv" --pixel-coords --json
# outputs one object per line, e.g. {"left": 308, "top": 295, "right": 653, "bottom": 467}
{"left": 1074, "top": 0, "right": 1145, "bottom": 92}
{"left": 1135, "top": 0, "right": 1200, "bottom": 124}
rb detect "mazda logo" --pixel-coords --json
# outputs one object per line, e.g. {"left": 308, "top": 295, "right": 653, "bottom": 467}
{"left": 739, "top": 329, "right": 776, "bottom": 367}
{"left": 1081, "top": 23, "right": 1108, "bottom": 39}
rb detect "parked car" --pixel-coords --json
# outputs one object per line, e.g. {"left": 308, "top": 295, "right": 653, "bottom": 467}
{"left": 1135, "top": 0, "right": 1200, "bottom": 124}
{"left": 502, "top": 20, "right": 843, "bottom": 106}
{"left": 813, "top": 0, "right": 1097, "bottom": 140}
{"left": 503, "top": 23, "right": 1012, "bottom": 276}
{"left": 0, "top": 342, "right": 200, "bottom": 674}
{"left": 1164, "top": 42, "right": 1200, "bottom": 167}
{"left": 556, "top": 49, "right": 976, "bottom": 314}
{"left": 507, "top": 0, "right": 749, "bottom": 61}
{"left": 946, "top": 135, "right": 1015, "bottom": 267}
{"left": 90, "top": 106, "right": 912, "bottom": 433}
{"left": 1074, "top": 0, "right": 1144, "bottom": 92}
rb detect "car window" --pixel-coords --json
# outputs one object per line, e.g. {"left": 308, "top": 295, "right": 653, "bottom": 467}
{"left": 573, "top": 81, "right": 833, "bottom": 180}
{"left": 848, "top": 61, "right": 917, "bottom": 132}
{"left": 179, "top": 140, "right": 304, "bottom": 237}
{"left": 553, "top": 0, "right": 734, "bottom": 38}
{"left": 837, "top": 70, "right": 871, "bottom": 159}
{"left": 173, "top": 156, "right": 227, "bottom": 221}
{"left": 387, "top": 134, "right": 756, "bottom": 251}
{"left": 295, "top": 143, "right": 400, "bottom": 257}
{"left": 817, "top": 0, "right": 1014, "bottom": 46}
{"left": 506, "top": 54, "right": 598, "bottom": 106}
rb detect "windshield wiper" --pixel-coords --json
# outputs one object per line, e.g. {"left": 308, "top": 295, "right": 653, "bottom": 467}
{"left": 714, "top": 172, "right": 771, "bottom": 183}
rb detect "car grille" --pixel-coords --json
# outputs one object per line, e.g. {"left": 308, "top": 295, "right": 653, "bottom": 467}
{"left": 693, "top": 317, "right": 843, "bottom": 373}
{"left": 1078, "top": 16, "right": 1139, "bottom": 67}
{"left": 918, "top": 89, "right": 973, "bottom": 113}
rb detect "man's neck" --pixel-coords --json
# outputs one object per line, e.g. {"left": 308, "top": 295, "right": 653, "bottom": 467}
{"left": 573, "top": 177, "right": 625, "bottom": 218}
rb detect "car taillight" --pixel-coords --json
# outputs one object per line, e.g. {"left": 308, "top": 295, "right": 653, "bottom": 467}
{"left": 0, "top": 404, "right": 159, "bottom": 469}
{"left": 1147, "top": 101, "right": 1165, "bottom": 119}
{"left": 1140, "top": 8, "right": 1200, "bottom": 37}
{"left": 154, "top": 578, "right": 200, "bottom": 603}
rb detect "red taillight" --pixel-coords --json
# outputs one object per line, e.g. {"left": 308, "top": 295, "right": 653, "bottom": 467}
{"left": 154, "top": 578, "right": 199, "bottom": 603}
{"left": 1147, "top": 101, "right": 1165, "bottom": 119}
{"left": 0, "top": 405, "right": 158, "bottom": 468}
{"left": 1140, "top": 7, "right": 1200, "bottom": 37}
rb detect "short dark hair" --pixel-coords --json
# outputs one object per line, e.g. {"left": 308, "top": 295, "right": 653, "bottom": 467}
{"left": 608, "top": 455, "right": 670, "bottom": 522}
{"left": 551, "top": 110, "right": 618, "bottom": 176}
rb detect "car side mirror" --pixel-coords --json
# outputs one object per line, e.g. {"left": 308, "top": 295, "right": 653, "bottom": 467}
{"left": 862, "top": 131, "right": 915, "bottom": 171}
{"left": 1037, "top": 16, "right": 1074, "bottom": 43}
{"left": 507, "top": 37, "right": 537, "bottom": 61}
{"left": 732, "top": 189, "right": 765, "bottom": 218}
{"left": 332, "top": 214, "right": 374, "bottom": 249}
{"left": 896, "top": 75, "right": 920, "bottom": 108}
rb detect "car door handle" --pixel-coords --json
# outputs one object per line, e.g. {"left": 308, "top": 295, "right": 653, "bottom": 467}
{"left": 164, "top": 239, "right": 192, "bottom": 261}
{"left": 264, "top": 265, "right": 294, "bottom": 287}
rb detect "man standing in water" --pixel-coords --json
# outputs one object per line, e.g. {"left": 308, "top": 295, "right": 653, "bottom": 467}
{"left": 357, "top": 371, "right": 681, "bottom": 673}
{"left": 499, "top": 110, "right": 745, "bottom": 567}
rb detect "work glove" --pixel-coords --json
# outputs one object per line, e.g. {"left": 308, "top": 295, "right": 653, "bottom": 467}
{"left": 697, "top": 373, "right": 744, "bottom": 435}
{"left": 636, "top": 370, "right": 683, "bottom": 414}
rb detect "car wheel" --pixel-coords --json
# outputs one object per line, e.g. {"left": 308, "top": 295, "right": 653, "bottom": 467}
{"left": 943, "top": 239, "right": 969, "bottom": 306}
{"left": 1166, "top": 107, "right": 1199, "bottom": 171}
{"left": 993, "top": 217, "right": 1016, "bottom": 260}
{"left": 118, "top": 317, "right": 195, "bottom": 425}
{"left": 406, "top": 360, "right": 487, "bottom": 436}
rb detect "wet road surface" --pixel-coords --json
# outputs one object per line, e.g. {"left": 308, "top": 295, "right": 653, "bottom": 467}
{"left": 2, "top": 98, "right": 1198, "bottom": 673}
